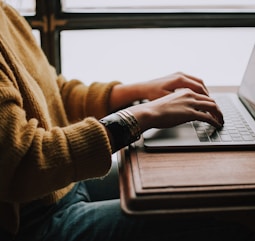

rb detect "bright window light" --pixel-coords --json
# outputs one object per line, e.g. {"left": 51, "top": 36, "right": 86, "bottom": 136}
{"left": 5, "top": 0, "right": 35, "bottom": 16}
{"left": 61, "top": 27, "right": 255, "bottom": 86}
{"left": 62, "top": 0, "right": 255, "bottom": 13}
{"left": 32, "top": 30, "right": 41, "bottom": 46}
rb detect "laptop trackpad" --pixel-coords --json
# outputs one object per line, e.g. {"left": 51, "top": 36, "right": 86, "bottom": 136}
{"left": 143, "top": 122, "right": 199, "bottom": 148}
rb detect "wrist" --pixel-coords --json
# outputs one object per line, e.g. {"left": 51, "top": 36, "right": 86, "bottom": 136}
{"left": 110, "top": 83, "right": 146, "bottom": 111}
{"left": 127, "top": 104, "right": 153, "bottom": 133}
{"left": 99, "top": 110, "right": 141, "bottom": 152}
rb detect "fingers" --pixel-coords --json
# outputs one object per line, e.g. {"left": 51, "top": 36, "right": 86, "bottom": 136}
{"left": 183, "top": 73, "right": 209, "bottom": 95}
{"left": 175, "top": 74, "right": 224, "bottom": 127}
{"left": 122, "top": 72, "right": 224, "bottom": 134}
{"left": 193, "top": 110, "right": 224, "bottom": 128}
{"left": 171, "top": 72, "right": 209, "bottom": 96}
{"left": 188, "top": 92, "right": 224, "bottom": 127}
{"left": 197, "top": 102, "right": 223, "bottom": 124}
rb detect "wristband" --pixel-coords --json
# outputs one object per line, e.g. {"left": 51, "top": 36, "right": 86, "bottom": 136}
{"left": 99, "top": 110, "right": 141, "bottom": 151}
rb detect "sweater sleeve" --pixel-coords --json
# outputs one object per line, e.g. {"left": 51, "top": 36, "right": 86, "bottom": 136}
{"left": 57, "top": 74, "right": 121, "bottom": 122}
{"left": 0, "top": 69, "right": 112, "bottom": 203}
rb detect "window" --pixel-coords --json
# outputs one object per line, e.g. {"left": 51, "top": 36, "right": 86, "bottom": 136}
{"left": 61, "top": 27, "right": 255, "bottom": 86}
{"left": 56, "top": 0, "right": 255, "bottom": 81}
{"left": 5, "top": 0, "right": 255, "bottom": 86}
{"left": 5, "top": 0, "right": 36, "bottom": 16}
{"left": 62, "top": 0, "right": 255, "bottom": 13}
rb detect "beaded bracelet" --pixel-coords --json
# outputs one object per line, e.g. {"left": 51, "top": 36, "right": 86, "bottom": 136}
{"left": 99, "top": 110, "right": 141, "bottom": 151}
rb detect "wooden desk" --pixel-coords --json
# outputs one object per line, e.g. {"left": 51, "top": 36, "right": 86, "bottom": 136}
{"left": 117, "top": 86, "right": 255, "bottom": 216}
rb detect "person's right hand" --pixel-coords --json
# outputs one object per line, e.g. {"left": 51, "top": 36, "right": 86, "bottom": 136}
{"left": 127, "top": 88, "right": 224, "bottom": 133}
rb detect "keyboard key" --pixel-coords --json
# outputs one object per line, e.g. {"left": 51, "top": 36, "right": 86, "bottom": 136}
{"left": 242, "top": 135, "right": 255, "bottom": 141}
{"left": 193, "top": 96, "right": 255, "bottom": 143}
{"left": 220, "top": 135, "right": 233, "bottom": 142}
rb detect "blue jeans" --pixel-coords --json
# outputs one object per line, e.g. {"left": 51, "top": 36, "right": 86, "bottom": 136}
{"left": 16, "top": 181, "right": 254, "bottom": 241}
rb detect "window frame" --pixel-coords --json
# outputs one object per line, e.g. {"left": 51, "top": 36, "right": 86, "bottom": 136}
{"left": 23, "top": 0, "right": 255, "bottom": 74}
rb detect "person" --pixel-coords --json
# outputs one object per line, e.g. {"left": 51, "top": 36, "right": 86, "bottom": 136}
{"left": 0, "top": 1, "right": 254, "bottom": 241}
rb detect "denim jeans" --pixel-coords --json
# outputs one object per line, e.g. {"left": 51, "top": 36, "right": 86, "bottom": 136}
{"left": 16, "top": 181, "right": 255, "bottom": 241}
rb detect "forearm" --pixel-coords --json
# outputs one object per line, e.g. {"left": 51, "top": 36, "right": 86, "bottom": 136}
{"left": 1, "top": 114, "right": 111, "bottom": 203}
{"left": 109, "top": 82, "right": 146, "bottom": 112}
{"left": 58, "top": 76, "right": 121, "bottom": 120}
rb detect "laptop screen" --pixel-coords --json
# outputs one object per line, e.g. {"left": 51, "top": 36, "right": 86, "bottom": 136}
{"left": 238, "top": 45, "right": 255, "bottom": 119}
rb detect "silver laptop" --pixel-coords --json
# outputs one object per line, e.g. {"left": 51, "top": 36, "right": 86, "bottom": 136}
{"left": 143, "top": 45, "right": 255, "bottom": 151}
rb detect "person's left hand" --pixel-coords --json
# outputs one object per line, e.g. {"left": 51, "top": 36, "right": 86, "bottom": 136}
{"left": 109, "top": 72, "right": 210, "bottom": 113}
{"left": 140, "top": 72, "right": 209, "bottom": 101}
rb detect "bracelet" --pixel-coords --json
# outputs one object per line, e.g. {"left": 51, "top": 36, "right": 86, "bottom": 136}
{"left": 99, "top": 110, "right": 141, "bottom": 151}
{"left": 116, "top": 110, "right": 141, "bottom": 142}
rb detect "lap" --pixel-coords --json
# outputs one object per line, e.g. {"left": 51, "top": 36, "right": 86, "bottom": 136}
{"left": 17, "top": 181, "right": 255, "bottom": 241}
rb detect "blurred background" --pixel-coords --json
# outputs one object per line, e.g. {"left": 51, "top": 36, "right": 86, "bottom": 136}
{"left": 5, "top": 0, "right": 255, "bottom": 87}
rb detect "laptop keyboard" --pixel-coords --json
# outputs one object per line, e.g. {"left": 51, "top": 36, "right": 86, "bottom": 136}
{"left": 193, "top": 96, "right": 255, "bottom": 142}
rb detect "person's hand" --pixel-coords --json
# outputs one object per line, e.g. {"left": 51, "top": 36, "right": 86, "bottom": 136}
{"left": 109, "top": 72, "right": 210, "bottom": 112}
{"left": 106, "top": 72, "right": 224, "bottom": 153}
{"left": 139, "top": 72, "right": 209, "bottom": 101}
{"left": 128, "top": 88, "right": 224, "bottom": 133}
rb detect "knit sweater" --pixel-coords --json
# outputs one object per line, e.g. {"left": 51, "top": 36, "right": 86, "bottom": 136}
{"left": 0, "top": 1, "right": 120, "bottom": 236}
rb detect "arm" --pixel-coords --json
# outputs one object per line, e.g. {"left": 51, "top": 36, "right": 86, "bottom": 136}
{"left": 109, "top": 72, "right": 209, "bottom": 112}
{"left": 104, "top": 72, "right": 224, "bottom": 153}
{"left": 57, "top": 75, "right": 121, "bottom": 121}
{"left": 0, "top": 69, "right": 112, "bottom": 203}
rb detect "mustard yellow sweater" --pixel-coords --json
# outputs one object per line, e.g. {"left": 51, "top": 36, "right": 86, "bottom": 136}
{"left": 0, "top": 1, "right": 120, "bottom": 236}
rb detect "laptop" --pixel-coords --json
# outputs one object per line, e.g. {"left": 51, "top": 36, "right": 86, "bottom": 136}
{"left": 143, "top": 45, "right": 255, "bottom": 151}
